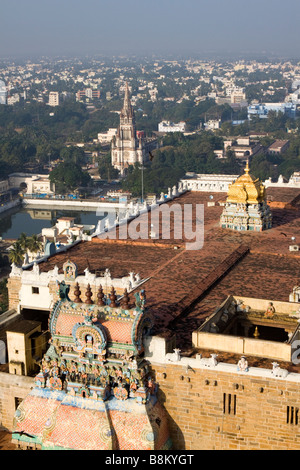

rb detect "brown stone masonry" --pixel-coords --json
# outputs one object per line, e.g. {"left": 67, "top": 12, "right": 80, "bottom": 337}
{"left": 150, "top": 363, "right": 300, "bottom": 450}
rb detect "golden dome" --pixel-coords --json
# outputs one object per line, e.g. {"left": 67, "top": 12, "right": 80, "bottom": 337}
{"left": 226, "top": 160, "right": 266, "bottom": 205}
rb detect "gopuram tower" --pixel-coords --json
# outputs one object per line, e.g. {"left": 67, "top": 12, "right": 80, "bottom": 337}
{"left": 11, "top": 280, "right": 171, "bottom": 450}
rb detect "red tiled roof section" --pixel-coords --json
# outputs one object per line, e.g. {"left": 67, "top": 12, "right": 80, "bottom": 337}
{"left": 37, "top": 241, "right": 179, "bottom": 280}
{"left": 55, "top": 312, "right": 84, "bottom": 336}
{"left": 266, "top": 187, "right": 300, "bottom": 204}
{"left": 101, "top": 319, "right": 133, "bottom": 344}
{"left": 174, "top": 250, "right": 300, "bottom": 349}
{"left": 132, "top": 190, "right": 300, "bottom": 345}
{"left": 28, "top": 189, "right": 300, "bottom": 353}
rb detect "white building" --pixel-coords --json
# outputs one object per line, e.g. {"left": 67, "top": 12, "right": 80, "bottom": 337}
{"left": 292, "top": 79, "right": 300, "bottom": 90}
{"left": 264, "top": 172, "right": 300, "bottom": 189}
{"left": 97, "top": 128, "right": 118, "bottom": 145}
{"left": 226, "top": 85, "right": 245, "bottom": 97}
{"left": 41, "top": 217, "right": 94, "bottom": 247}
{"left": 48, "top": 92, "right": 60, "bottom": 107}
{"left": 180, "top": 173, "right": 239, "bottom": 192}
{"left": 248, "top": 102, "right": 296, "bottom": 120}
{"left": 0, "top": 80, "right": 7, "bottom": 105}
{"left": 286, "top": 89, "right": 300, "bottom": 105}
{"left": 158, "top": 121, "right": 186, "bottom": 133}
{"left": 7, "top": 94, "right": 20, "bottom": 105}
{"left": 8, "top": 173, "right": 55, "bottom": 195}
{"left": 204, "top": 119, "right": 221, "bottom": 130}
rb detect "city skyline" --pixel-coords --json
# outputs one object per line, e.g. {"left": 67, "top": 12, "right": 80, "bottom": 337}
{"left": 1, "top": 0, "right": 300, "bottom": 60}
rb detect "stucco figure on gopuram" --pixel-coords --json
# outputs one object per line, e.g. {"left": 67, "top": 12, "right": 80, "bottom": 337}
{"left": 12, "top": 281, "right": 172, "bottom": 450}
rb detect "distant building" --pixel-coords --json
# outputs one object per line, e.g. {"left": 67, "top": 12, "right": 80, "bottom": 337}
{"left": 224, "top": 137, "right": 265, "bottom": 161}
{"left": 180, "top": 173, "right": 239, "bottom": 192}
{"left": 111, "top": 83, "right": 146, "bottom": 175}
{"left": 8, "top": 173, "right": 55, "bottom": 195}
{"left": 48, "top": 92, "right": 60, "bottom": 107}
{"left": 7, "top": 94, "right": 20, "bottom": 105}
{"left": 158, "top": 120, "right": 186, "bottom": 133}
{"left": 248, "top": 102, "right": 296, "bottom": 120}
{"left": 225, "top": 85, "right": 245, "bottom": 97}
{"left": 292, "top": 78, "right": 300, "bottom": 90}
{"left": 268, "top": 140, "right": 290, "bottom": 155}
{"left": 97, "top": 128, "right": 118, "bottom": 145}
{"left": 204, "top": 119, "right": 221, "bottom": 130}
{"left": 41, "top": 216, "right": 95, "bottom": 248}
{"left": 0, "top": 80, "right": 7, "bottom": 105}
{"left": 76, "top": 89, "right": 100, "bottom": 101}
{"left": 230, "top": 91, "right": 247, "bottom": 106}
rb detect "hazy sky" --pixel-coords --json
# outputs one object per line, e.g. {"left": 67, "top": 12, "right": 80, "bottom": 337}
{"left": 1, "top": 0, "right": 300, "bottom": 59}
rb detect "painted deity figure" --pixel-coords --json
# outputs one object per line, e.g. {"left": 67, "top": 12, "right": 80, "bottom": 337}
{"left": 57, "top": 281, "right": 70, "bottom": 301}
{"left": 237, "top": 356, "right": 249, "bottom": 372}
{"left": 50, "top": 359, "right": 59, "bottom": 378}
{"left": 41, "top": 357, "right": 50, "bottom": 387}
{"left": 134, "top": 289, "right": 146, "bottom": 310}
{"left": 265, "top": 302, "right": 275, "bottom": 318}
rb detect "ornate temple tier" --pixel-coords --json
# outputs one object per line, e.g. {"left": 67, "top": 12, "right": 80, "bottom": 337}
{"left": 220, "top": 161, "right": 272, "bottom": 231}
{"left": 12, "top": 388, "right": 171, "bottom": 450}
{"left": 12, "top": 282, "right": 172, "bottom": 450}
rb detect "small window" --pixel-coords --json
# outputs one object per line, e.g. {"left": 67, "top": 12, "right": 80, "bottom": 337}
{"left": 32, "top": 287, "right": 39, "bottom": 294}
{"left": 287, "top": 406, "right": 299, "bottom": 425}
{"left": 223, "top": 393, "right": 236, "bottom": 415}
{"left": 15, "top": 397, "right": 23, "bottom": 409}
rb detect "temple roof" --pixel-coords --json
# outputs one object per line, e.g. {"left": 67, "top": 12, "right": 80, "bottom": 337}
{"left": 14, "top": 187, "right": 300, "bottom": 360}
{"left": 12, "top": 389, "right": 171, "bottom": 450}
{"left": 226, "top": 161, "right": 266, "bottom": 204}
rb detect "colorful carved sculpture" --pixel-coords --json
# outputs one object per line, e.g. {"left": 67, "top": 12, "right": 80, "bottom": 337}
{"left": 12, "top": 283, "right": 171, "bottom": 450}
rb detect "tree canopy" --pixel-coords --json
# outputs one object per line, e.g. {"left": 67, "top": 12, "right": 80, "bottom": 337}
{"left": 122, "top": 132, "right": 241, "bottom": 196}
{"left": 49, "top": 162, "right": 91, "bottom": 193}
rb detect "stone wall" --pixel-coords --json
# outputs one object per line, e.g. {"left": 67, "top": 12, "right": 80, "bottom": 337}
{"left": 150, "top": 362, "right": 300, "bottom": 450}
{"left": 0, "top": 372, "right": 34, "bottom": 430}
{"left": 7, "top": 277, "right": 22, "bottom": 311}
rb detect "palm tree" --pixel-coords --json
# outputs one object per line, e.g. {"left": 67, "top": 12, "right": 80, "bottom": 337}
{"left": 26, "top": 234, "right": 43, "bottom": 254}
{"left": 8, "top": 240, "right": 25, "bottom": 266}
{"left": 19, "top": 232, "right": 29, "bottom": 250}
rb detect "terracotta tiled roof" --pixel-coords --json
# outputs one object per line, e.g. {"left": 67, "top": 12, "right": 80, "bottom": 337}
{"left": 37, "top": 241, "right": 178, "bottom": 280}
{"left": 24, "top": 190, "right": 300, "bottom": 360}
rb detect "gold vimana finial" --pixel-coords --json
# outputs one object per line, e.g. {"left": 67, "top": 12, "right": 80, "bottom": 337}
{"left": 245, "top": 158, "right": 250, "bottom": 174}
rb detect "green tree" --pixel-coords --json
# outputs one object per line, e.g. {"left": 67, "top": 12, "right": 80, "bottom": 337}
{"left": 49, "top": 162, "right": 91, "bottom": 193}
{"left": 97, "top": 154, "right": 119, "bottom": 181}
{"left": 8, "top": 240, "right": 25, "bottom": 266}
{"left": 59, "top": 146, "right": 86, "bottom": 165}
{"left": 26, "top": 234, "right": 43, "bottom": 253}
{"left": 19, "top": 232, "right": 29, "bottom": 250}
